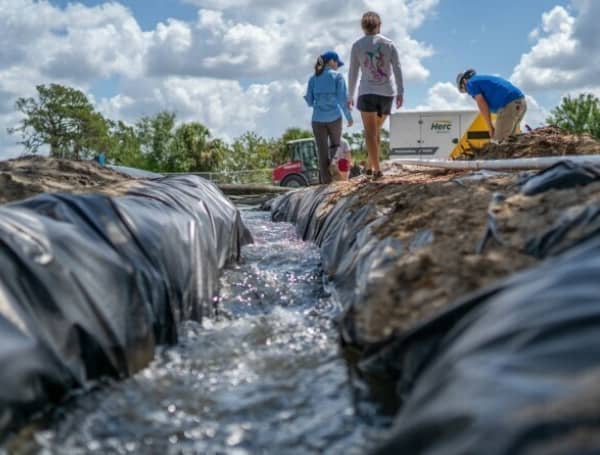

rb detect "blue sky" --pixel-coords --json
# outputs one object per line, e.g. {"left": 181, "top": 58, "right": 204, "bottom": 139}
{"left": 52, "top": 0, "right": 198, "bottom": 30}
{"left": 410, "top": 0, "right": 572, "bottom": 108}
{"left": 1, "top": 0, "right": 597, "bottom": 158}
{"left": 414, "top": 1, "right": 564, "bottom": 85}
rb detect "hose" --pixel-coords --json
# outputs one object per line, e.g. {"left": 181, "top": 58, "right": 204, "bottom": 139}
{"left": 392, "top": 155, "right": 600, "bottom": 171}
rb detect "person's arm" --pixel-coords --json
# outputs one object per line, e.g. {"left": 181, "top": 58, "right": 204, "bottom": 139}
{"left": 304, "top": 77, "right": 314, "bottom": 107}
{"left": 347, "top": 43, "right": 360, "bottom": 108}
{"left": 390, "top": 44, "right": 404, "bottom": 109}
{"left": 474, "top": 94, "right": 494, "bottom": 137}
{"left": 336, "top": 75, "right": 353, "bottom": 126}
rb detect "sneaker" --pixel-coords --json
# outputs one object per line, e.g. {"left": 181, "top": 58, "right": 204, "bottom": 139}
{"left": 365, "top": 169, "right": 373, "bottom": 176}
{"left": 373, "top": 170, "right": 383, "bottom": 180}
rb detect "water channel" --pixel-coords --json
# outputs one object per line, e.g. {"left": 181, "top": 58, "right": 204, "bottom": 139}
{"left": 4, "top": 210, "right": 392, "bottom": 454}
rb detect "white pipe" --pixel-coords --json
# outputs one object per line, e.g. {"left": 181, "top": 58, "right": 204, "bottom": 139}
{"left": 392, "top": 155, "right": 600, "bottom": 171}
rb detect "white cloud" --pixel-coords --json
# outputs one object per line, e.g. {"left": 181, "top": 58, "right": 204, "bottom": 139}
{"left": 97, "top": 77, "right": 310, "bottom": 141}
{"left": 0, "top": 0, "right": 439, "bottom": 159}
{"left": 144, "top": 1, "right": 436, "bottom": 81}
{"left": 512, "top": 1, "right": 600, "bottom": 93}
{"left": 415, "top": 81, "right": 473, "bottom": 111}
{"left": 0, "top": 0, "right": 149, "bottom": 158}
{"left": 523, "top": 95, "right": 549, "bottom": 128}
{"left": 0, "top": 111, "right": 27, "bottom": 160}
{"left": 0, "top": 1, "right": 147, "bottom": 82}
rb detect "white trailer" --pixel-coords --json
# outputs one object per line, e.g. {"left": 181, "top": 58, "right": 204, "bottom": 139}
{"left": 389, "top": 110, "right": 488, "bottom": 160}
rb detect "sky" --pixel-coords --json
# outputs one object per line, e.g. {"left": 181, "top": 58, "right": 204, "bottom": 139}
{"left": 1, "top": 0, "right": 599, "bottom": 159}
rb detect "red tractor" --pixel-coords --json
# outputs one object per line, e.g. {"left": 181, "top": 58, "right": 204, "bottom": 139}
{"left": 272, "top": 138, "right": 321, "bottom": 187}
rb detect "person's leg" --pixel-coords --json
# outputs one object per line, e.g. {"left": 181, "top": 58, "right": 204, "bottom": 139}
{"left": 361, "top": 110, "right": 379, "bottom": 173}
{"left": 375, "top": 114, "right": 388, "bottom": 160}
{"left": 326, "top": 117, "right": 343, "bottom": 161}
{"left": 365, "top": 149, "right": 372, "bottom": 174}
{"left": 494, "top": 98, "right": 526, "bottom": 142}
{"left": 312, "top": 121, "right": 332, "bottom": 184}
{"left": 329, "top": 160, "right": 341, "bottom": 182}
{"left": 371, "top": 96, "right": 392, "bottom": 176}
{"left": 357, "top": 95, "right": 377, "bottom": 173}
{"left": 493, "top": 106, "right": 511, "bottom": 142}
{"left": 326, "top": 118, "right": 343, "bottom": 182}
{"left": 511, "top": 98, "right": 527, "bottom": 135}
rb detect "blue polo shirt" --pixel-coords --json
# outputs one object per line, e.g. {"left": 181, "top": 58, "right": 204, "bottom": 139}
{"left": 304, "top": 68, "right": 353, "bottom": 123}
{"left": 466, "top": 75, "right": 524, "bottom": 112}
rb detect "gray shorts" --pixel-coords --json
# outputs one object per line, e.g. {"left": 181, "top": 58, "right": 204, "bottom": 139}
{"left": 357, "top": 94, "right": 394, "bottom": 117}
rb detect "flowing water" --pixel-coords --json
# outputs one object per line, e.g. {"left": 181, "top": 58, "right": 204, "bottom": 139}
{"left": 5, "top": 210, "right": 391, "bottom": 454}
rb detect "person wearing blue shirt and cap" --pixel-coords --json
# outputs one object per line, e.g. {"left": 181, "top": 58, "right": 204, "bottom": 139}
{"left": 304, "top": 51, "right": 353, "bottom": 184}
{"left": 457, "top": 69, "right": 527, "bottom": 143}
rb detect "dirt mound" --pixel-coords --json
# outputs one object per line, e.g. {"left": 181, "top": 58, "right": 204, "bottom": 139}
{"left": 287, "top": 166, "right": 600, "bottom": 343}
{"left": 333, "top": 170, "right": 535, "bottom": 342}
{"left": 466, "top": 126, "right": 600, "bottom": 160}
{"left": 334, "top": 166, "right": 600, "bottom": 343}
{"left": 0, "top": 156, "right": 132, "bottom": 204}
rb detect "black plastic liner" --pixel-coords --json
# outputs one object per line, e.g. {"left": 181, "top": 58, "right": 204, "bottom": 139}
{"left": 479, "top": 162, "right": 600, "bottom": 259}
{"left": 371, "top": 234, "right": 600, "bottom": 455}
{"left": 520, "top": 160, "right": 600, "bottom": 196}
{"left": 271, "top": 187, "right": 408, "bottom": 346}
{"left": 524, "top": 202, "right": 600, "bottom": 259}
{"left": 0, "top": 175, "right": 252, "bottom": 436}
{"left": 271, "top": 187, "right": 434, "bottom": 347}
{"left": 271, "top": 163, "right": 600, "bottom": 454}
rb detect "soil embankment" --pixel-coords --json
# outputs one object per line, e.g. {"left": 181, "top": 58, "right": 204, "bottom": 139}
{"left": 467, "top": 126, "right": 600, "bottom": 159}
{"left": 274, "top": 169, "right": 536, "bottom": 343}
{"left": 0, "top": 156, "right": 135, "bottom": 204}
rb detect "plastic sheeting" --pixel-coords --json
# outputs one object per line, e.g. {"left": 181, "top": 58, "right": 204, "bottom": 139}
{"left": 520, "top": 160, "right": 600, "bottom": 196}
{"left": 520, "top": 162, "right": 600, "bottom": 258}
{"left": 271, "top": 163, "right": 600, "bottom": 455}
{"left": 478, "top": 162, "right": 600, "bottom": 259}
{"left": 366, "top": 163, "right": 600, "bottom": 453}
{"left": 0, "top": 175, "right": 252, "bottom": 436}
{"left": 271, "top": 187, "right": 416, "bottom": 346}
{"left": 371, "top": 234, "right": 600, "bottom": 455}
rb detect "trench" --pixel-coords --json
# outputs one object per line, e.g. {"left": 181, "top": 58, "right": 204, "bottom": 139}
{"left": 4, "top": 209, "right": 392, "bottom": 454}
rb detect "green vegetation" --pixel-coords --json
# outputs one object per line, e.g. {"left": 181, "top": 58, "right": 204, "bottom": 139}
{"left": 547, "top": 93, "right": 600, "bottom": 139}
{"left": 8, "top": 83, "right": 383, "bottom": 176}
{"left": 9, "top": 84, "right": 111, "bottom": 159}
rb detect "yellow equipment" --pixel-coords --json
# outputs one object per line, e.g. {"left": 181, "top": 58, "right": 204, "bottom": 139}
{"left": 450, "top": 113, "right": 504, "bottom": 159}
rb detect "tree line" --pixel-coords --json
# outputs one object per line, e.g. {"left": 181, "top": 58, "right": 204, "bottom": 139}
{"left": 7, "top": 83, "right": 381, "bottom": 172}
{"left": 8, "top": 83, "right": 599, "bottom": 173}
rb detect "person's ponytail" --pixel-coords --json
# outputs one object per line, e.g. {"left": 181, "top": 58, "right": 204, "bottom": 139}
{"left": 314, "top": 56, "right": 325, "bottom": 76}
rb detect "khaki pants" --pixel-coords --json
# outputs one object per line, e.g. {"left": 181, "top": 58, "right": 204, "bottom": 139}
{"left": 494, "top": 97, "right": 527, "bottom": 142}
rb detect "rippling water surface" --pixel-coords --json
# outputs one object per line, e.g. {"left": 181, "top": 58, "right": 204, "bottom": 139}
{"left": 5, "top": 210, "right": 390, "bottom": 454}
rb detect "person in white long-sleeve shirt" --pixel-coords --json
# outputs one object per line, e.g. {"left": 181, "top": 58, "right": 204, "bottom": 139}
{"left": 347, "top": 11, "right": 404, "bottom": 179}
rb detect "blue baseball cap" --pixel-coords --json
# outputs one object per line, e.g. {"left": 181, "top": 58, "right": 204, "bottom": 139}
{"left": 321, "top": 51, "right": 344, "bottom": 67}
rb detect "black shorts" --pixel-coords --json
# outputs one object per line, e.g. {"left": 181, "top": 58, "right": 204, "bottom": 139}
{"left": 357, "top": 94, "right": 394, "bottom": 117}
